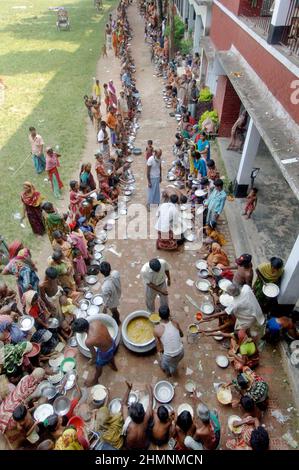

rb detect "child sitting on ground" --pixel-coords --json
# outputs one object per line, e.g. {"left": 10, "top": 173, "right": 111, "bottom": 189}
{"left": 60, "top": 294, "right": 75, "bottom": 322}
{"left": 58, "top": 319, "right": 73, "bottom": 342}
{"left": 243, "top": 188, "right": 258, "bottom": 219}
{"left": 151, "top": 406, "right": 174, "bottom": 446}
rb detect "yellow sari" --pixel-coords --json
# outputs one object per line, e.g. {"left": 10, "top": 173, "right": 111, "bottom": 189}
{"left": 54, "top": 429, "right": 83, "bottom": 450}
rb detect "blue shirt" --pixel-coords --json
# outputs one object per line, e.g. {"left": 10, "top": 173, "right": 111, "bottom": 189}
{"left": 197, "top": 139, "right": 210, "bottom": 161}
{"left": 205, "top": 189, "right": 226, "bottom": 215}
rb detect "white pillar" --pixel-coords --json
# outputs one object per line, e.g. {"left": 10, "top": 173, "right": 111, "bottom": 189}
{"left": 193, "top": 15, "right": 203, "bottom": 53}
{"left": 188, "top": 4, "right": 195, "bottom": 32}
{"left": 268, "top": 0, "right": 292, "bottom": 44}
{"left": 234, "top": 118, "right": 260, "bottom": 197}
{"left": 183, "top": 0, "right": 189, "bottom": 21}
{"left": 278, "top": 235, "right": 299, "bottom": 305}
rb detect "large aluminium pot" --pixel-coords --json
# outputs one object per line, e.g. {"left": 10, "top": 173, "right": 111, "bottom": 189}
{"left": 121, "top": 310, "right": 156, "bottom": 353}
{"left": 76, "top": 314, "right": 121, "bottom": 358}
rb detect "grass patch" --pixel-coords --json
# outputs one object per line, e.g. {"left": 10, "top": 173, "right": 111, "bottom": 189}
{"left": 0, "top": 0, "right": 117, "bottom": 249}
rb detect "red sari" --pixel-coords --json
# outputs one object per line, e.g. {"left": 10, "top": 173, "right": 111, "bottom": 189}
{"left": 21, "top": 183, "right": 45, "bottom": 235}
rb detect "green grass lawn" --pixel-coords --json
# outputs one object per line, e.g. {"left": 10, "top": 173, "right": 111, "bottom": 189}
{"left": 0, "top": 0, "right": 116, "bottom": 249}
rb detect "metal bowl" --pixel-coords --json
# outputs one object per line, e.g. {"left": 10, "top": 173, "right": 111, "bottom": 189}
{"left": 19, "top": 315, "right": 34, "bottom": 332}
{"left": 48, "top": 318, "right": 59, "bottom": 330}
{"left": 122, "top": 311, "right": 156, "bottom": 353}
{"left": 94, "top": 245, "right": 105, "bottom": 253}
{"left": 212, "top": 267, "right": 222, "bottom": 277}
{"left": 53, "top": 396, "right": 71, "bottom": 416}
{"left": 262, "top": 283, "right": 280, "bottom": 298}
{"left": 196, "top": 259, "right": 208, "bottom": 270}
{"left": 200, "top": 302, "right": 214, "bottom": 315}
{"left": 87, "top": 305, "right": 100, "bottom": 316}
{"left": 199, "top": 269, "right": 209, "bottom": 279}
{"left": 85, "top": 291, "right": 93, "bottom": 300}
{"left": 128, "top": 392, "right": 138, "bottom": 406}
{"left": 109, "top": 398, "right": 122, "bottom": 415}
{"left": 85, "top": 275, "right": 98, "bottom": 285}
{"left": 79, "top": 299, "right": 90, "bottom": 311}
{"left": 216, "top": 355, "right": 229, "bottom": 368}
{"left": 154, "top": 381, "right": 174, "bottom": 404}
{"left": 34, "top": 404, "right": 54, "bottom": 422}
{"left": 91, "top": 295, "right": 103, "bottom": 306}
{"left": 41, "top": 384, "right": 57, "bottom": 401}
{"left": 218, "top": 279, "right": 232, "bottom": 291}
{"left": 219, "top": 293, "right": 234, "bottom": 307}
{"left": 195, "top": 279, "right": 211, "bottom": 292}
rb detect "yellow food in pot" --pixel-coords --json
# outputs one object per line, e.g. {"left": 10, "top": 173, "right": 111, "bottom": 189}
{"left": 149, "top": 313, "right": 160, "bottom": 323}
{"left": 189, "top": 325, "right": 198, "bottom": 334}
{"left": 127, "top": 317, "right": 154, "bottom": 344}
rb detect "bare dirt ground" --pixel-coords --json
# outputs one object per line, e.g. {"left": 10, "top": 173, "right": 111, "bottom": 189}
{"left": 34, "top": 2, "right": 298, "bottom": 450}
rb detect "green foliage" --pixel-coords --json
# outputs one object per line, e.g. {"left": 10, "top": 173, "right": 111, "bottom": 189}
{"left": 165, "top": 15, "right": 185, "bottom": 49}
{"left": 179, "top": 38, "right": 193, "bottom": 55}
{"left": 198, "top": 110, "right": 219, "bottom": 128}
{"left": 199, "top": 87, "right": 213, "bottom": 102}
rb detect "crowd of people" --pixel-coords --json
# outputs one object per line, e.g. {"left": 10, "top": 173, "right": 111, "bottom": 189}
{"left": 0, "top": 0, "right": 298, "bottom": 452}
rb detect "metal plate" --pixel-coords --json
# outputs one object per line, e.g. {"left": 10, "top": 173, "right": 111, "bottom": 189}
{"left": 219, "top": 293, "right": 234, "bottom": 307}
{"left": 85, "top": 275, "right": 98, "bottom": 285}
{"left": 216, "top": 355, "right": 229, "bottom": 368}
{"left": 91, "top": 295, "right": 103, "bottom": 306}
{"left": 34, "top": 404, "right": 54, "bottom": 422}
{"left": 218, "top": 279, "right": 232, "bottom": 291}
{"left": 262, "top": 283, "right": 280, "bottom": 298}
{"left": 177, "top": 403, "right": 194, "bottom": 417}
{"left": 195, "top": 279, "right": 211, "bottom": 292}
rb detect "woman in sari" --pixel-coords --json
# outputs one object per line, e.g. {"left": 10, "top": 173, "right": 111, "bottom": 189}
{"left": 228, "top": 329, "right": 259, "bottom": 371}
{"left": 42, "top": 202, "right": 69, "bottom": 243}
{"left": 253, "top": 257, "right": 284, "bottom": 310}
{"left": 21, "top": 182, "right": 45, "bottom": 235}
{"left": 45, "top": 147, "right": 63, "bottom": 199}
{"left": 95, "top": 154, "right": 110, "bottom": 190}
{"left": 227, "top": 110, "right": 247, "bottom": 152}
{"left": 54, "top": 427, "right": 83, "bottom": 450}
{"left": 112, "top": 30, "right": 119, "bottom": 57}
{"left": 48, "top": 249, "right": 76, "bottom": 291}
{"left": 108, "top": 80, "right": 117, "bottom": 109}
{"left": 226, "top": 417, "right": 269, "bottom": 451}
{"left": 23, "top": 290, "right": 49, "bottom": 330}
{"left": 69, "top": 223, "right": 89, "bottom": 285}
{"left": 0, "top": 368, "right": 45, "bottom": 449}
{"left": 204, "top": 221, "right": 226, "bottom": 246}
{"left": 207, "top": 242, "right": 229, "bottom": 269}
{"left": 79, "top": 163, "right": 96, "bottom": 191}
{"left": 69, "top": 181, "right": 93, "bottom": 223}
{"left": 52, "top": 230, "right": 73, "bottom": 261}
{"left": 2, "top": 242, "right": 39, "bottom": 300}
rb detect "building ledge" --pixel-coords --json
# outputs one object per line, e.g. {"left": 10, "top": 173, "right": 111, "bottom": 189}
{"left": 217, "top": 47, "right": 299, "bottom": 202}
{"left": 199, "top": 36, "right": 216, "bottom": 61}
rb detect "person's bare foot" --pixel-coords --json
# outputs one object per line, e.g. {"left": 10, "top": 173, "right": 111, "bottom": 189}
{"left": 109, "top": 359, "right": 118, "bottom": 371}
{"left": 84, "top": 376, "right": 98, "bottom": 387}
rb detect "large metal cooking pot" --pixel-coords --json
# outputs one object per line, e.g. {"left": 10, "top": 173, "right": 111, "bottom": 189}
{"left": 76, "top": 314, "right": 121, "bottom": 358}
{"left": 122, "top": 310, "right": 156, "bottom": 354}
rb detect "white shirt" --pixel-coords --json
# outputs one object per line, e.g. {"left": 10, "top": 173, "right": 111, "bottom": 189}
{"left": 101, "top": 271, "right": 121, "bottom": 309}
{"left": 97, "top": 129, "right": 105, "bottom": 143}
{"left": 141, "top": 259, "right": 169, "bottom": 286}
{"left": 155, "top": 203, "right": 179, "bottom": 232}
{"left": 225, "top": 285, "right": 265, "bottom": 330}
{"left": 147, "top": 156, "right": 161, "bottom": 178}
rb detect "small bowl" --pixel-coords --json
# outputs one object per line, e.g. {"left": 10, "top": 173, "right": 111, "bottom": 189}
{"left": 199, "top": 269, "right": 209, "bottom": 279}
{"left": 212, "top": 267, "right": 222, "bottom": 277}
{"left": 216, "top": 355, "right": 229, "bottom": 368}
{"left": 60, "top": 357, "right": 76, "bottom": 373}
{"left": 188, "top": 324, "right": 199, "bottom": 335}
{"left": 79, "top": 300, "right": 90, "bottom": 311}
{"left": 200, "top": 302, "right": 214, "bottom": 315}
{"left": 185, "top": 380, "right": 196, "bottom": 393}
{"left": 128, "top": 392, "right": 138, "bottom": 406}
{"left": 154, "top": 381, "right": 174, "bottom": 404}
{"left": 53, "top": 396, "right": 71, "bottom": 417}
{"left": 149, "top": 313, "right": 160, "bottom": 324}
{"left": 196, "top": 312, "right": 203, "bottom": 321}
